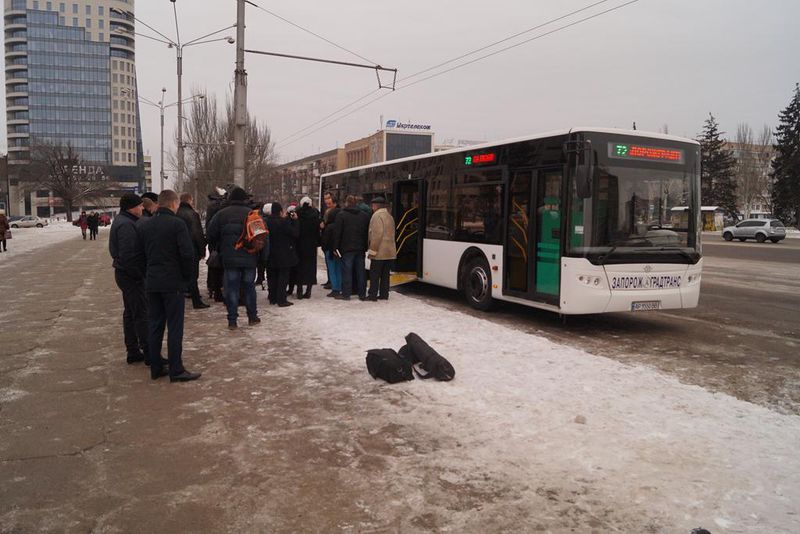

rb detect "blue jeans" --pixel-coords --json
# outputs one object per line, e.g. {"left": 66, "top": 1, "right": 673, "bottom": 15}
{"left": 224, "top": 267, "right": 257, "bottom": 323}
{"left": 325, "top": 250, "right": 342, "bottom": 292}
{"left": 341, "top": 251, "right": 366, "bottom": 298}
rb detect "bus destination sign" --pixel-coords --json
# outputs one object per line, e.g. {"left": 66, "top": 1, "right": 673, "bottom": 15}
{"left": 608, "top": 143, "right": 684, "bottom": 164}
{"left": 464, "top": 153, "right": 496, "bottom": 166}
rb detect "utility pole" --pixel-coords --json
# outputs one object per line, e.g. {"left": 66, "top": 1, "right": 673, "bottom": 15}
{"left": 176, "top": 46, "right": 184, "bottom": 190}
{"left": 233, "top": 0, "right": 247, "bottom": 188}
{"left": 159, "top": 87, "right": 166, "bottom": 192}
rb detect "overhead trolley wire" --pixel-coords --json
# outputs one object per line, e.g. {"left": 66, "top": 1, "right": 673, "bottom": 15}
{"left": 275, "top": 0, "right": 642, "bottom": 149}
{"left": 244, "top": 0, "right": 378, "bottom": 65}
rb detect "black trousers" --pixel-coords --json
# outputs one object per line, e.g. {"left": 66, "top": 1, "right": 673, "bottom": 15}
{"left": 115, "top": 270, "right": 149, "bottom": 359}
{"left": 147, "top": 291, "right": 186, "bottom": 377}
{"left": 267, "top": 266, "right": 290, "bottom": 304}
{"left": 207, "top": 265, "right": 224, "bottom": 297}
{"left": 369, "top": 259, "right": 392, "bottom": 299}
{"left": 187, "top": 258, "right": 202, "bottom": 304}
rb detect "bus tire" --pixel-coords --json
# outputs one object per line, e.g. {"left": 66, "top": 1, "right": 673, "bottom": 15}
{"left": 463, "top": 256, "right": 493, "bottom": 311}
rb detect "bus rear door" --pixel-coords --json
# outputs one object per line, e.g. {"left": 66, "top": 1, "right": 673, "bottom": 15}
{"left": 504, "top": 168, "right": 562, "bottom": 303}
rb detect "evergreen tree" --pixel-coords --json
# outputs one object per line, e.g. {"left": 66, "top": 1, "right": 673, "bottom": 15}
{"left": 698, "top": 113, "right": 738, "bottom": 219}
{"left": 771, "top": 83, "right": 800, "bottom": 227}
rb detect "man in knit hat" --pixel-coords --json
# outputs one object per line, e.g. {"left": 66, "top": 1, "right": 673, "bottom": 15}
{"left": 109, "top": 193, "right": 157, "bottom": 367}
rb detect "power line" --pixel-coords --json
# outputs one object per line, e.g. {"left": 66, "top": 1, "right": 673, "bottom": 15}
{"left": 398, "top": 0, "right": 611, "bottom": 83}
{"left": 275, "top": 0, "right": 642, "bottom": 150}
{"left": 399, "top": 0, "right": 641, "bottom": 91}
{"left": 244, "top": 0, "right": 378, "bottom": 65}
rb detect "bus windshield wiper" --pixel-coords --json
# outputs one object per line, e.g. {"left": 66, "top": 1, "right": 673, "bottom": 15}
{"left": 633, "top": 247, "right": 697, "bottom": 263}
{"left": 597, "top": 245, "right": 619, "bottom": 266}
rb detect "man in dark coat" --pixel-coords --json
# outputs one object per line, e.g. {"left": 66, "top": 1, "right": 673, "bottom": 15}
{"left": 140, "top": 192, "right": 159, "bottom": 217}
{"left": 334, "top": 195, "right": 370, "bottom": 300}
{"left": 321, "top": 192, "right": 342, "bottom": 297}
{"left": 87, "top": 212, "right": 100, "bottom": 240}
{"left": 294, "top": 196, "right": 320, "bottom": 299}
{"left": 176, "top": 193, "right": 209, "bottom": 309}
{"left": 204, "top": 188, "right": 227, "bottom": 302}
{"left": 136, "top": 190, "right": 201, "bottom": 382}
{"left": 108, "top": 193, "right": 153, "bottom": 366}
{"left": 265, "top": 202, "right": 299, "bottom": 307}
{"left": 206, "top": 187, "right": 260, "bottom": 329}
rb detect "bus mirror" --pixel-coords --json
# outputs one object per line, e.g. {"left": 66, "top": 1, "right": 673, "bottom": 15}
{"left": 565, "top": 140, "right": 594, "bottom": 199}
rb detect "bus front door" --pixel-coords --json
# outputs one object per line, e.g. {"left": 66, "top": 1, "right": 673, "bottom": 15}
{"left": 504, "top": 169, "right": 562, "bottom": 302}
{"left": 392, "top": 179, "right": 424, "bottom": 279}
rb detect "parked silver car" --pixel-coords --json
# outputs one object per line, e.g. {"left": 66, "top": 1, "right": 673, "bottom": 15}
{"left": 9, "top": 215, "right": 48, "bottom": 228}
{"left": 722, "top": 219, "right": 786, "bottom": 243}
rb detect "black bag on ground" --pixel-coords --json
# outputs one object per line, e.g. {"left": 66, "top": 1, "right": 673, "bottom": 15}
{"left": 365, "top": 348, "right": 414, "bottom": 384}
{"left": 401, "top": 332, "right": 456, "bottom": 381}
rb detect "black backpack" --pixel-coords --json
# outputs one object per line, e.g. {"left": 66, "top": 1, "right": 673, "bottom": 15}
{"left": 365, "top": 348, "right": 414, "bottom": 384}
{"left": 400, "top": 332, "right": 456, "bottom": 381}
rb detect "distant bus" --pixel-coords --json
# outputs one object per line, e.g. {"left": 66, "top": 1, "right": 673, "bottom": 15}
{"left": 320, "top": 128, "right": 702, "bottom": 314}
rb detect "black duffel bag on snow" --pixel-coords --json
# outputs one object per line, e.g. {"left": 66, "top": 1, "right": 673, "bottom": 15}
{"left": 365, "top": 348, "right": 414, "bottom": 384}
{"left": 399, "top": 332, "right": 456, "bottom": 381}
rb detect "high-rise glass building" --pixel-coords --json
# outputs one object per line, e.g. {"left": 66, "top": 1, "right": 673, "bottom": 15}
{"left": 4, "top": 0, "right": 143, "bottom": 217}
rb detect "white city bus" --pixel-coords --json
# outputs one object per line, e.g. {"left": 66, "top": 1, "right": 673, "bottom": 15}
{"left": 320, "top": 128, "right": 702, "bottom": 314}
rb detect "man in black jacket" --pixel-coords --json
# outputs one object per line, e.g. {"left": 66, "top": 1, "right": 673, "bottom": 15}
{"left": 176, "top": 193, "right": 210, "bottom": 309}
{"left": 137, "top": 190, "right": 201, "bottom": 382}
{"left": 206, "top": 187, "right": 260, "bottom": 329}
{"left": 109, "top": 193, "right": 151, "bottom": 365}
{"left": 265, "top": 202, "right": 300, "bottom": 307}
{"left": 334, "top": 195, "right": 370, "bottom": 300}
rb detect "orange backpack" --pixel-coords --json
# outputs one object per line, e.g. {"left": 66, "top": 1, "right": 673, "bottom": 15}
{"left": 234, "top": 210, "right": 269, "bottom": 254}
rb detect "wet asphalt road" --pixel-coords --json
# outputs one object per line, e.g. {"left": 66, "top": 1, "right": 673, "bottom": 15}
{"left": 397, "top": 236, "right": 800, "bottom": 414}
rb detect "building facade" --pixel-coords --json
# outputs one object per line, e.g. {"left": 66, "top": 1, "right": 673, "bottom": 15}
{"left": 4, "top": 0, "right": 143, "bottom": 217}
{"left": 259, "top": 148, "right": 345, "bottom": 206}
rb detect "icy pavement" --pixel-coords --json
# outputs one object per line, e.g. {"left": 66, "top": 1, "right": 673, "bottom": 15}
{"left": 250, "top": 277, "right": 800, "bottom": 532}
{"left": 0, "top": 221, "right": 83, "bottom": 264}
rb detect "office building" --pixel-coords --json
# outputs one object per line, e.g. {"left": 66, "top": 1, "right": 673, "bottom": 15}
{"left": 4, "top": 0, "right": 143, "bottom": 216}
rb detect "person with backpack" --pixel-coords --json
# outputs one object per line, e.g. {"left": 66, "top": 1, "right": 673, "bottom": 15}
{"left": 206, "top": 187, "right": 263, "bottom": 329}
{"left": 176, "top": 193, "right": 210, "bottom": 309}
{"left": 334, "top": 195, "right": 371, "bottom": 301}
{"left": 265, "top": 202, "right": 299, "bottom": 307}
{"left": 294, "top": 196, "right": 320, "bottom": 299}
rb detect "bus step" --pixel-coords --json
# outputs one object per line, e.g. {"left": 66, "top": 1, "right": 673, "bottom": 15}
{"left": 390, "top": 272, "right": 418, "bottom": 287}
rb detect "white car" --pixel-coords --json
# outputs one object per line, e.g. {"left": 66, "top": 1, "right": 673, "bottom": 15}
{"left": 722, "top": 219, "right": 786, "bottom": 243}
{"left": 9, "top": 215, "right": 49, "bottom": 228}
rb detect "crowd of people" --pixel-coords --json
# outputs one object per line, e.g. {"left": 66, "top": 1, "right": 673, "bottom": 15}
{"left": 108, "top": 185, "right": 397, "bottom": 384}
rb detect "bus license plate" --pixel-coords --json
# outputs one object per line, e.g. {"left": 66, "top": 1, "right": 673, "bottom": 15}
{"left": 631, "top": 300, "right": 661, "bottom": 312}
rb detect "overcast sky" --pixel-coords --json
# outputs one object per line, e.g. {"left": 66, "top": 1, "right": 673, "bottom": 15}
{"left": 3, "top": 0, "right": 799, "bottom": 187}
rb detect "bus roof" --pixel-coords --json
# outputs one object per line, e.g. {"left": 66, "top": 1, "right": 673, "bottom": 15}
{"left": 321, "top": 127, "right": 700, "bottom": 178}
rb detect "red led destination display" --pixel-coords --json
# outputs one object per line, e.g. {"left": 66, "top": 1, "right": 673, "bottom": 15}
{"left": 608, "top": 143, "right": 684, "bottom": 164}
{"left": 464, "top": 152, "right": 496, "bottom": 166}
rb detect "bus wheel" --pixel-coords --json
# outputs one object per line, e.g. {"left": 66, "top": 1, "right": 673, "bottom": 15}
{"left": 463, "top": 256, "right": 493, "bottom": 311}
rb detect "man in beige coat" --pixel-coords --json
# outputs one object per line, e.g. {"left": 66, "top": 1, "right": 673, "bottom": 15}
{"left": 367, "top": 197, "right": 396, "bottom": 301}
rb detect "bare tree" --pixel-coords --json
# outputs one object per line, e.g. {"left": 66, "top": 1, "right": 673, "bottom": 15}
{"left": 22, "top": 141, "right": 118, "bottom": 221}
{"left": 734, "top": 124, "right": 773, "bottom": 218}
{"left": 177, "top": 89, "right": 276, "bottom": 211}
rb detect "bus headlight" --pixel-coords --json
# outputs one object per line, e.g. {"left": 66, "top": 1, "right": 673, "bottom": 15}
{"left": 578, "top": 275, "right": 604, "bottom": 287}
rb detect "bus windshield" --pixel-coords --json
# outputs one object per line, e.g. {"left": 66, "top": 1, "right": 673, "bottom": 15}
{"left": 568, "top": 164, "right": 700, "bottom": 265}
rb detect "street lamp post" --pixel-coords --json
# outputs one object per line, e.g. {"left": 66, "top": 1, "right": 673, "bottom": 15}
{"left": 138, "top": 91, "right": 205, "bottom": 192}
{"left": 110, "top": 4, "right": 234, "bottom": 194}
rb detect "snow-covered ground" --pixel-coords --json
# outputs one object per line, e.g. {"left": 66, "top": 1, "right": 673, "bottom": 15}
{"left": 0, "top": 221, "right": 82, "bottom": 264}
{"left": 250, "top": 277, "right": 800, "bottom": 532}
